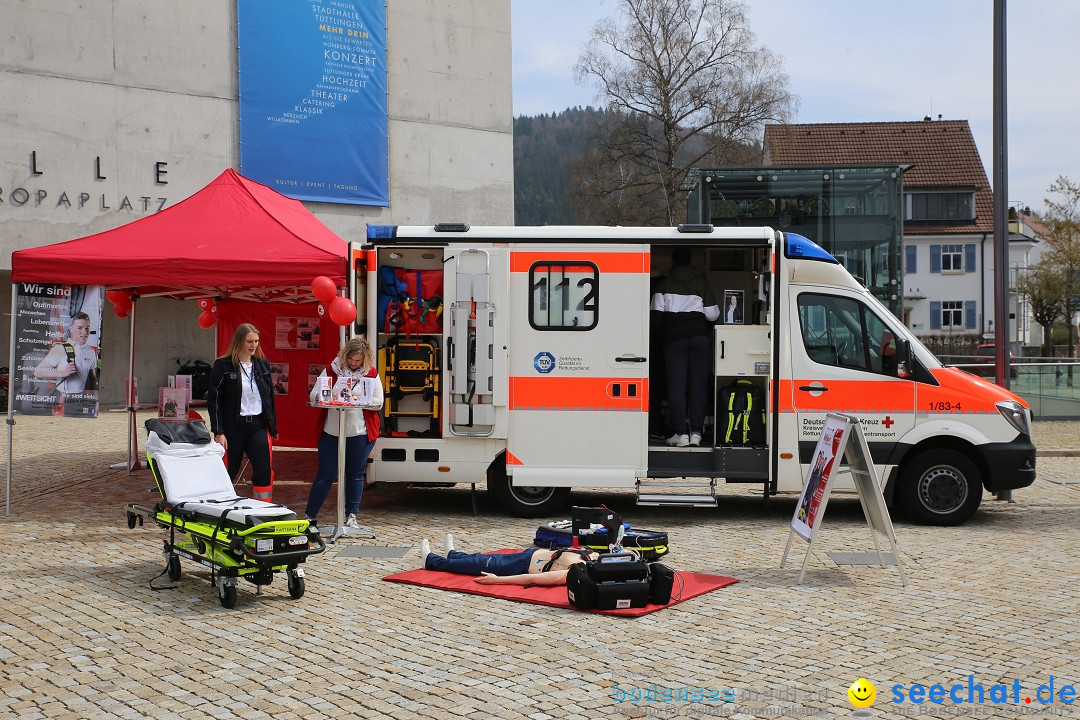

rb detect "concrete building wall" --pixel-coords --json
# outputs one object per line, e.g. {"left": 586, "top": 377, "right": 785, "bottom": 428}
{"left": 0, "top": 1, "right": 513, "bottom": 405}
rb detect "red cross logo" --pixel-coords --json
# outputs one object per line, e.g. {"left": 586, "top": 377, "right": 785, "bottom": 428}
{"left": 882, "top": 416, "right": 894, "bottom": 428}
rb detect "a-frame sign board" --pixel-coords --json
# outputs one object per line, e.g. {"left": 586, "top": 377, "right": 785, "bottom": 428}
{"left": 780, "top": 413, "right": 907, "bottom": 587}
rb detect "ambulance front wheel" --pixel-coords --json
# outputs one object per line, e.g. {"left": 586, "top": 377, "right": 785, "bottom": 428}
{"left": 899, "top": 449, "right": 983, "bottom": 526}
{"left": 487, "top": 458, "right": 570, "bottom": 518}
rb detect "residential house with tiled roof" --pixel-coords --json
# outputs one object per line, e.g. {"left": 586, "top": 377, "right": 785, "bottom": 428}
{"left": 763, "top": 119, "right": 1054, "bottom": 358}
{"left": 763, "top": 119, "right": 1005, "bottom": 346}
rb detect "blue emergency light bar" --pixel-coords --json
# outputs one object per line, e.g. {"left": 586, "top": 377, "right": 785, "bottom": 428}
{"left": 785, "top": 232, "right": 838, "bottom": 263}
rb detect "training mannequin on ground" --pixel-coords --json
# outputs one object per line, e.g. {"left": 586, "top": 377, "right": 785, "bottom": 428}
{"left": 419, "top": 535, "right": 598, "bottom": 586}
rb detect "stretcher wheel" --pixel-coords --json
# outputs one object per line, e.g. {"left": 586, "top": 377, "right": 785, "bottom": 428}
{"left": 218, "top": 581, "right": 237, "bottom": 609}
{"left": 126, "top": 512, "right": 138, "bottom": 529}
{"left": 167, "top": 555, "right": 181, "bottom": 582}
{"left": 288, "top": 572, "right": 305, "bottom": 599}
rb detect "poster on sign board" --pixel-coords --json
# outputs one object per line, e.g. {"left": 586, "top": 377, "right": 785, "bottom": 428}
{"left": 790, "top": 413, "right": 850, "bottom": 541}
{"left": 12, "top": 283, "right": 103, "bottom": 418}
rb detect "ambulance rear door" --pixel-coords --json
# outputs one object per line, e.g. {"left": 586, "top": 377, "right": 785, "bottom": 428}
{"left": 506, "top": 243, "right": 650, "bottom": 489}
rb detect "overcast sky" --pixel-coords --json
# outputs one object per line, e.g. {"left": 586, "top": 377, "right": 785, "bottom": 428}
{"left": 511, "top": 0, "right": 1080, "bottom": 213}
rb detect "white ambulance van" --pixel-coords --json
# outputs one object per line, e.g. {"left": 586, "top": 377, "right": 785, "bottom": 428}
{"left": 355, "top": 224, "right": 1035, "bottom": 526}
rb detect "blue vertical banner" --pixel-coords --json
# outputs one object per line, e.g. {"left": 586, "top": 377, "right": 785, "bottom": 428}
{"left": 238, "top": 1, "right": 389, "bottom": 206}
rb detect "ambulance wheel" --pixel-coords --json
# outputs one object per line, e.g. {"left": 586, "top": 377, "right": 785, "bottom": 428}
{"left": 288, "top": 572, "right": 305, "bottom": 599}
{"left": 899, "top": 449, "right": 982, "bottom": 526}
{"left": 167, "top": 555, "right": 181, "bottom": 582}
{"left": 218, "top": 582, "right": 237, "bottom": 609}
{"left": 487, "top": 458, "right": 569, "bottom": 518}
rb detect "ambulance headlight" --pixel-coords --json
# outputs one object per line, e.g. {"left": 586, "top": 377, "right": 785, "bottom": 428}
{"left": 996, "top": 400, "right": 1030, "bottom": 436}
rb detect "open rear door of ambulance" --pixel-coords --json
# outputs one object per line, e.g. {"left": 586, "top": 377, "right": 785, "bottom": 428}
{"left": 498, "top": 243, "right": 650, "bottom": 516}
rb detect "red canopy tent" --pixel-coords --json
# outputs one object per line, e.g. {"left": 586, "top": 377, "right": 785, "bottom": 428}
{"left": 9, "top": 168, "right": 349, "bottom": 473}
{"left": 12, "top": 168, "right": 347, "bottom": 293}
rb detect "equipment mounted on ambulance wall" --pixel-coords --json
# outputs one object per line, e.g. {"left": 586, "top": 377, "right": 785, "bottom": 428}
{"left": 351, "top": 223, "right": 1036, "bottom": 527}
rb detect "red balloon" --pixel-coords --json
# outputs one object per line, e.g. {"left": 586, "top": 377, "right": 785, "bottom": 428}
{"left": 113, "top": 303, "right": 129, "bottom": 319}
{"left": 328, "top": 296, "right": 356, "bottom": 325}
{"left": 196, "top": 298, "right": 213, "bottom": 310}
{"left": 106, "top": 290, "right": 127, "bottom": 305}
{"left": 311, "top": 275, "right": 337, "bottom": 303}
{"left": 197, "top": 310, "right": 216, "bottom": 329}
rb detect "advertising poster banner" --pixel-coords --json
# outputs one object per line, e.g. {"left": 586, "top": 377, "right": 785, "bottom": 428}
{"left": 791, "top": 414, "right": 849, "bottom": 541}
{"left": 238, "top": 0, "right": 389, "bottom": 206}
{"left": 12, "top": 283, "right": 104, "bottom": 418}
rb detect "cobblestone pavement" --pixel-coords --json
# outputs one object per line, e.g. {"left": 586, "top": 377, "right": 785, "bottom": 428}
{"left": 1, "top": 412, "right": 1079, "bottom": 719}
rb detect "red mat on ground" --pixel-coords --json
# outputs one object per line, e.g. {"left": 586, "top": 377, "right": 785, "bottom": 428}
{"left": 383, "top": 560, "right": 737, "bottom": 617}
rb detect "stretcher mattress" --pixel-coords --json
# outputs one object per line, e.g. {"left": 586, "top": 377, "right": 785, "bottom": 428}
{"left": 146, "top": 429, "right": 295, "bottom": 527}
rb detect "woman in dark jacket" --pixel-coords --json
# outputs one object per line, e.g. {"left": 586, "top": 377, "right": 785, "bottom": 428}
{"left": 207, "top": 323, "right": 278, "bottom": 502}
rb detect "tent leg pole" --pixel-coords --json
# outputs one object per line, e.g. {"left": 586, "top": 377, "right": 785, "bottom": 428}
{"left": 6, "top": 285, "right": 17, "bottom": 516}
{"left": 127, "top": 297, "right": 141, "bottom": 473}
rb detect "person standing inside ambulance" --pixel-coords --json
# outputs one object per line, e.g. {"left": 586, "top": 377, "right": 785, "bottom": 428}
{"left": 651, "top": 246, "right": 719, "bottom": 447}
{"left": 207, "top": 323, "right": 278, "bottom": 502}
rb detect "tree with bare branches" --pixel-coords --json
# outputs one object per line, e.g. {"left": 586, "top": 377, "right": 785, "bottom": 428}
{"left": 572, "top": 0, "right": 795, "bottom": 225}
{"left": 1037, "top": 176, "right": 1080, "bottom": 359}
{"left": 1015, "top": 256, "right": 1064, "bottom": 357}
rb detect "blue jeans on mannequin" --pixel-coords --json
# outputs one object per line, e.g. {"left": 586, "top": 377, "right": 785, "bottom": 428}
{"left": 425, "top": 548, "right": 538, "bottom": 575}
{"left": 304, "top": 431, "right": 376, "bottom": 518}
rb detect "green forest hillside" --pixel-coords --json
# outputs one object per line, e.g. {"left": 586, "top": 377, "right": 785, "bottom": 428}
{"left": 513, "top": 107, "right": 599, "bottom": 225}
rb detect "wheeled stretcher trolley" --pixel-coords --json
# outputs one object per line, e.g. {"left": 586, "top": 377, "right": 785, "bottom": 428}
{"left": 125, "top": 419, "right": 324, "bottom": 608}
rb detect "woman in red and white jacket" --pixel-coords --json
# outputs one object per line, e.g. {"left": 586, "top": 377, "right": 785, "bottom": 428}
{"left": 304, "top": 336, "right": 383, "bottom": 528}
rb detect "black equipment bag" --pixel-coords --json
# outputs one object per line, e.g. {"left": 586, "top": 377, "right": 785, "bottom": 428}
{"left": 565, "top": 552, "right": 653, "bottom": 610}
{"left": 565, "top": 563, "right": 596, "bottom": 610}
{"left": 719, "top": 378, "right": 766, "bottom": 446}
{"left": 648, "top": 563, "right": 675, "bottom": 605}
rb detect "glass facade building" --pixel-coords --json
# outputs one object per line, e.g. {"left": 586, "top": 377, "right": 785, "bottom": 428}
{"left": 684, "top": 165, "right": 907, "bottom": 317}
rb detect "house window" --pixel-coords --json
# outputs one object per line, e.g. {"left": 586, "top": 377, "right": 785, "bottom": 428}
{"left": 941, "top": 245, "right": 963, "bottom": 272}
{"left": 906, "top": 192, "right": 975, "bottom": 221}
{"left": 930, "top": 244, "right": 975, "bottom": 274}
{"left": 941, "top": 300, "right": 964, "bottom": 327}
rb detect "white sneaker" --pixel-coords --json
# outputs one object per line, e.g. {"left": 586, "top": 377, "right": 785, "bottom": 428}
{"left": 689, "top": 432, "right": 702, "bottom": 447}
{"left": 666, "top": 433, "right": 689, "bottom": 447}
{"left": 419, "top": 538, "right": 431, "bottom": 565}
{"left": 445, "top": 534, "right": 455, "bottom": 552}
{"left": 344, "top": 513, "right": 360, "bottom": 528}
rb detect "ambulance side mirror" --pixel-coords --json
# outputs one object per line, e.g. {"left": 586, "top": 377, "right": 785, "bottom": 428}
{"left": 895, "top": 338, "right": 913, "bottom": 379}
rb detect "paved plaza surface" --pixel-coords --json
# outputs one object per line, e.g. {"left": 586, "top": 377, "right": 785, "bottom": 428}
{"left": 2, "top": 411, "right": 1079, "bottom": 719}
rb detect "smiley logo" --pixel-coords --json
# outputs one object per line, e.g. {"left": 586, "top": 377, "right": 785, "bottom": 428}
{"left": 848, "top": 678, "right": 876, "bottom": 708}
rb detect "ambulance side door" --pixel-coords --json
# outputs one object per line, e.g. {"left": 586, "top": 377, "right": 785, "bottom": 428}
{"left": 788, "top": 289, "right": 916, "bottom": 490}
{"left": 506, "top": 244, "right": 650, "bottom": 487}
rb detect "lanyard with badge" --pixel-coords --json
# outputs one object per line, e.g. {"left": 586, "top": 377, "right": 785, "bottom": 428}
{"left": 240, "top": 361, "right": 262, "bottom": 411}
